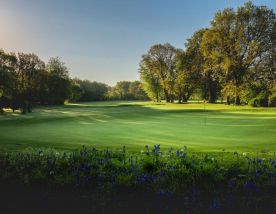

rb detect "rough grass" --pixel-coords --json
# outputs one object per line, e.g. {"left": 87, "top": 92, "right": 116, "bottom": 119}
{"left": 0, "top": 101, "right": 276, "bottom": 153}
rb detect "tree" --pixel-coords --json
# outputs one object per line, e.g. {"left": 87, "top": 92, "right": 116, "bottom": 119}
{"left": 140, "top": 43, "right": 178, "bottom": 102}
{"left": 139, "top": 61, "right": 163, "bottom": 102}
{"left": 69, "top": 80, "right": 83, "bottom": 102}
{"left": 46, "top": 57, "right": 71, "bottom": 105}
{"left": 201, "top": 1, "right": 276, "bottom": 105}
{"left": 0, "top": 50, "right": 17, "bottom": 112}
{"left": 75, "top": 79, "right": 109, "bottom": 101}
{"left": 113, "top": 81, "right": 131, "bottom": 100}
{"left": 16, "top": 53, "right": 46, "bottom": 113}
{"left": 128, "top": 81, "right": 149, "bottom": 100}
{"left": 175, "top": 51, "right": 193, "bottom": 103}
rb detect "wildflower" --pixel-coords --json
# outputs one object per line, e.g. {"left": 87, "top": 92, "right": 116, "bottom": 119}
{"left": 167, "top": 191, "right": 173, "bottom": 198}
{"left": 242, "top": 152, "right": 246, "bottom": 156}
{"left": 268, "top": 172, "right": 274, "bottom": 178}
{"left": 243, "top": 181, "right": 257, "bottom": 191}
{"left": 208, "top": 199, "right": 221, "bottom": 211}
{"left": 159, "top": 170, "right": 165, "bottom": 176}
{"left": 211, "top": 157, "right": 215, "bottom": 161}
{"left": 256, "top": 158, "right": 262, "bottom": 164}
{"left": 255, "top": 169, "right": 261, "bottom": 176}
{"left": 152, "top": 144, "right": 160, "bottom": 153}
{"left": 180, "top": 153, "right": 186, "bottom": 159}
{"left": 158, "top": 190, "right": 164, "bottom": 197}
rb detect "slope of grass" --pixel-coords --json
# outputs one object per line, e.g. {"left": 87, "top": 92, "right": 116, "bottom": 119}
{"left": 0, "top": 101, "right": 276, "bottom": 152}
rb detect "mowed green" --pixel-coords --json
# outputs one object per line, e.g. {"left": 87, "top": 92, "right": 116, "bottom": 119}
{"left": 0, "top": 101, "right": 276, "bottom": 152}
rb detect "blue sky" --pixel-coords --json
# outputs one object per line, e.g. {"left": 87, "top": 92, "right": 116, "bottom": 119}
{"left": 1, "top": 0, "right": 275, "bottom": 85}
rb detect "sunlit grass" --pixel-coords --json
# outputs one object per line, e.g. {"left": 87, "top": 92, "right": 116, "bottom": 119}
{"left": 0, "top": 101, "right": 276, "bottom": 153}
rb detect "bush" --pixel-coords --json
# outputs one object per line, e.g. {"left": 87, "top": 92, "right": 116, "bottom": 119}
{"left": 248, "top": 93, "right": 268, "bottom": 107}
{"left": 269, "top": 93, "right": 276, "bottom": 107}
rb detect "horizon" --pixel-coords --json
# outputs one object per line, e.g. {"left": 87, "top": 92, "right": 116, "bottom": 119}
{"left": 1, "top": 0, "right": 276, "bottom": 86}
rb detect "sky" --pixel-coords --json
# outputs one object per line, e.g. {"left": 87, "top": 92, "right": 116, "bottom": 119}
{"left": 0, "top": 0, "right": 275, "bottom": 85}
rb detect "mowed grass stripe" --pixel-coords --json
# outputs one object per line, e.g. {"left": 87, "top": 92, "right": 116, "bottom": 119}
{"left": 0, "top": 102, "right": 276, "bottom": 152}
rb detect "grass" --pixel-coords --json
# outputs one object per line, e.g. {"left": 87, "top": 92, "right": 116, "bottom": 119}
{"left": 0, "top": 101, "right": 276, "bottom": 153}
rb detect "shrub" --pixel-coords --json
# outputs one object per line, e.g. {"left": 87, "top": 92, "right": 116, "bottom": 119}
{"left": 248, "top": 93, "right": 268, "bottom": 107}
{"left": 269, "top": 93, "right": 276, "bottom": 107}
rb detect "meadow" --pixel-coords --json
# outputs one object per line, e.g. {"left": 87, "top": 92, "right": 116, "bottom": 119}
{"left": 0, "top": 101, "right": 276, "bottom": 153}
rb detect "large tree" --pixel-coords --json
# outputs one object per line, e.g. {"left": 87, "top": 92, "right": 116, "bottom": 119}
{"left": 140, "top": 43, "right": 177, "bottom": 102}
{"left": 175, "top": 29, "right": 219, "bottom": 103}
{"left": 201, "top": 1, "right": 276, "bottom": 105}
{"left": 16, "top": 53, "right": 46, "bottom": 113}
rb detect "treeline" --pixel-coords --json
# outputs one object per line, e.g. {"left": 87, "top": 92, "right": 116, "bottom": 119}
{"left": 140, "top": 1, "right": 276, "bottom": 106}
{"left": 0, "top": 50, "right": 148, "bottom": 113}
{"left": 0, "top": 52, "right": 72, "bottom": 113}
{"left": 71, "top": 79, "right": 148, "bottom": 102}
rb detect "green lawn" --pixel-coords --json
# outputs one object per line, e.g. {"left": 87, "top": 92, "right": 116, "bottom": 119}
{"left": 0, "top": 101, "right": 276, "bottom": 153}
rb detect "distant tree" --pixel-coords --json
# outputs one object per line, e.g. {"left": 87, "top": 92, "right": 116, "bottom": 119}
{"left": 46, "top": 57, "right": 71, "bottom": 105}
{"left": 128, "top": 81, "right": 149, "bottom": 100}
{"left": 69, "top": 80, "right": 83, "bottom": 102}
{"left": 113, "top": 81, "right": 131, "bottom": 100}
{"left": 75, "top": 79, "right": 109, "bottom": 101}
{"left": 0, "top": 50, "right": 17, "bottom": 112}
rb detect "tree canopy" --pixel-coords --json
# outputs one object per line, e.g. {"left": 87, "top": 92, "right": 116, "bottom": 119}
{"left": 140, "top": 1, "right": 276, "bottom": 106}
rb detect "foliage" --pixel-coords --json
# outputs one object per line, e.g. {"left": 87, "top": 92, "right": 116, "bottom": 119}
{"left": 139, "top": 2, "right": 276, "bottom": 106}
{"left": 248, "top": 93, "right": 269, "bottom": 107}
{"left": 0, "top": 50, "right": 148, "bottom": 112}
{"left": 201, "top": 2, "right": 276, "bottom": 105}
{"left": 139, "top": 61, "right": 163, "bottom": 102}
{"left": 73, "top": 79, "right": 109, "bottom": 102}
{"left": 139, "top": 43, "right": 178, "bottom": 103}
{"left": 0, "top": 52, "right": 71, "bottom": 112}
{"left": 269, "top": 94, "right": 276, "bottom": 107}
{"left": 269, "top": 84, "right": 276, "bottom": 107}
{"left": 107, "top": 81, "right": 149, "bottom": 101}
{"left": 1, "top": 145, "right": 275, "bottom": 212}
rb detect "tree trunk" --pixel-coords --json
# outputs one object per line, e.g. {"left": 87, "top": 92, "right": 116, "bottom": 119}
{"left": 21, "top": 101, "right": 27, "bottom": 114}
{"left": 164, "top": 89, "right": 170, "bottom": 103}
{"left": 170, "top": 94, "right": 174, "bottom": 103}
{"left": 182, "top": 95, "right": 187, "bottom": 103}
{"left": 27, "top": 103, "right": 32, "bottom": 113}
{"left": 178, "top": 94, "right": 182, "bottom": 103}
{"left": 227, "top": 96, "right": 230, "bottom": 105}
{"left": 235, "top": 95, "right": 241, "bottom": 105}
